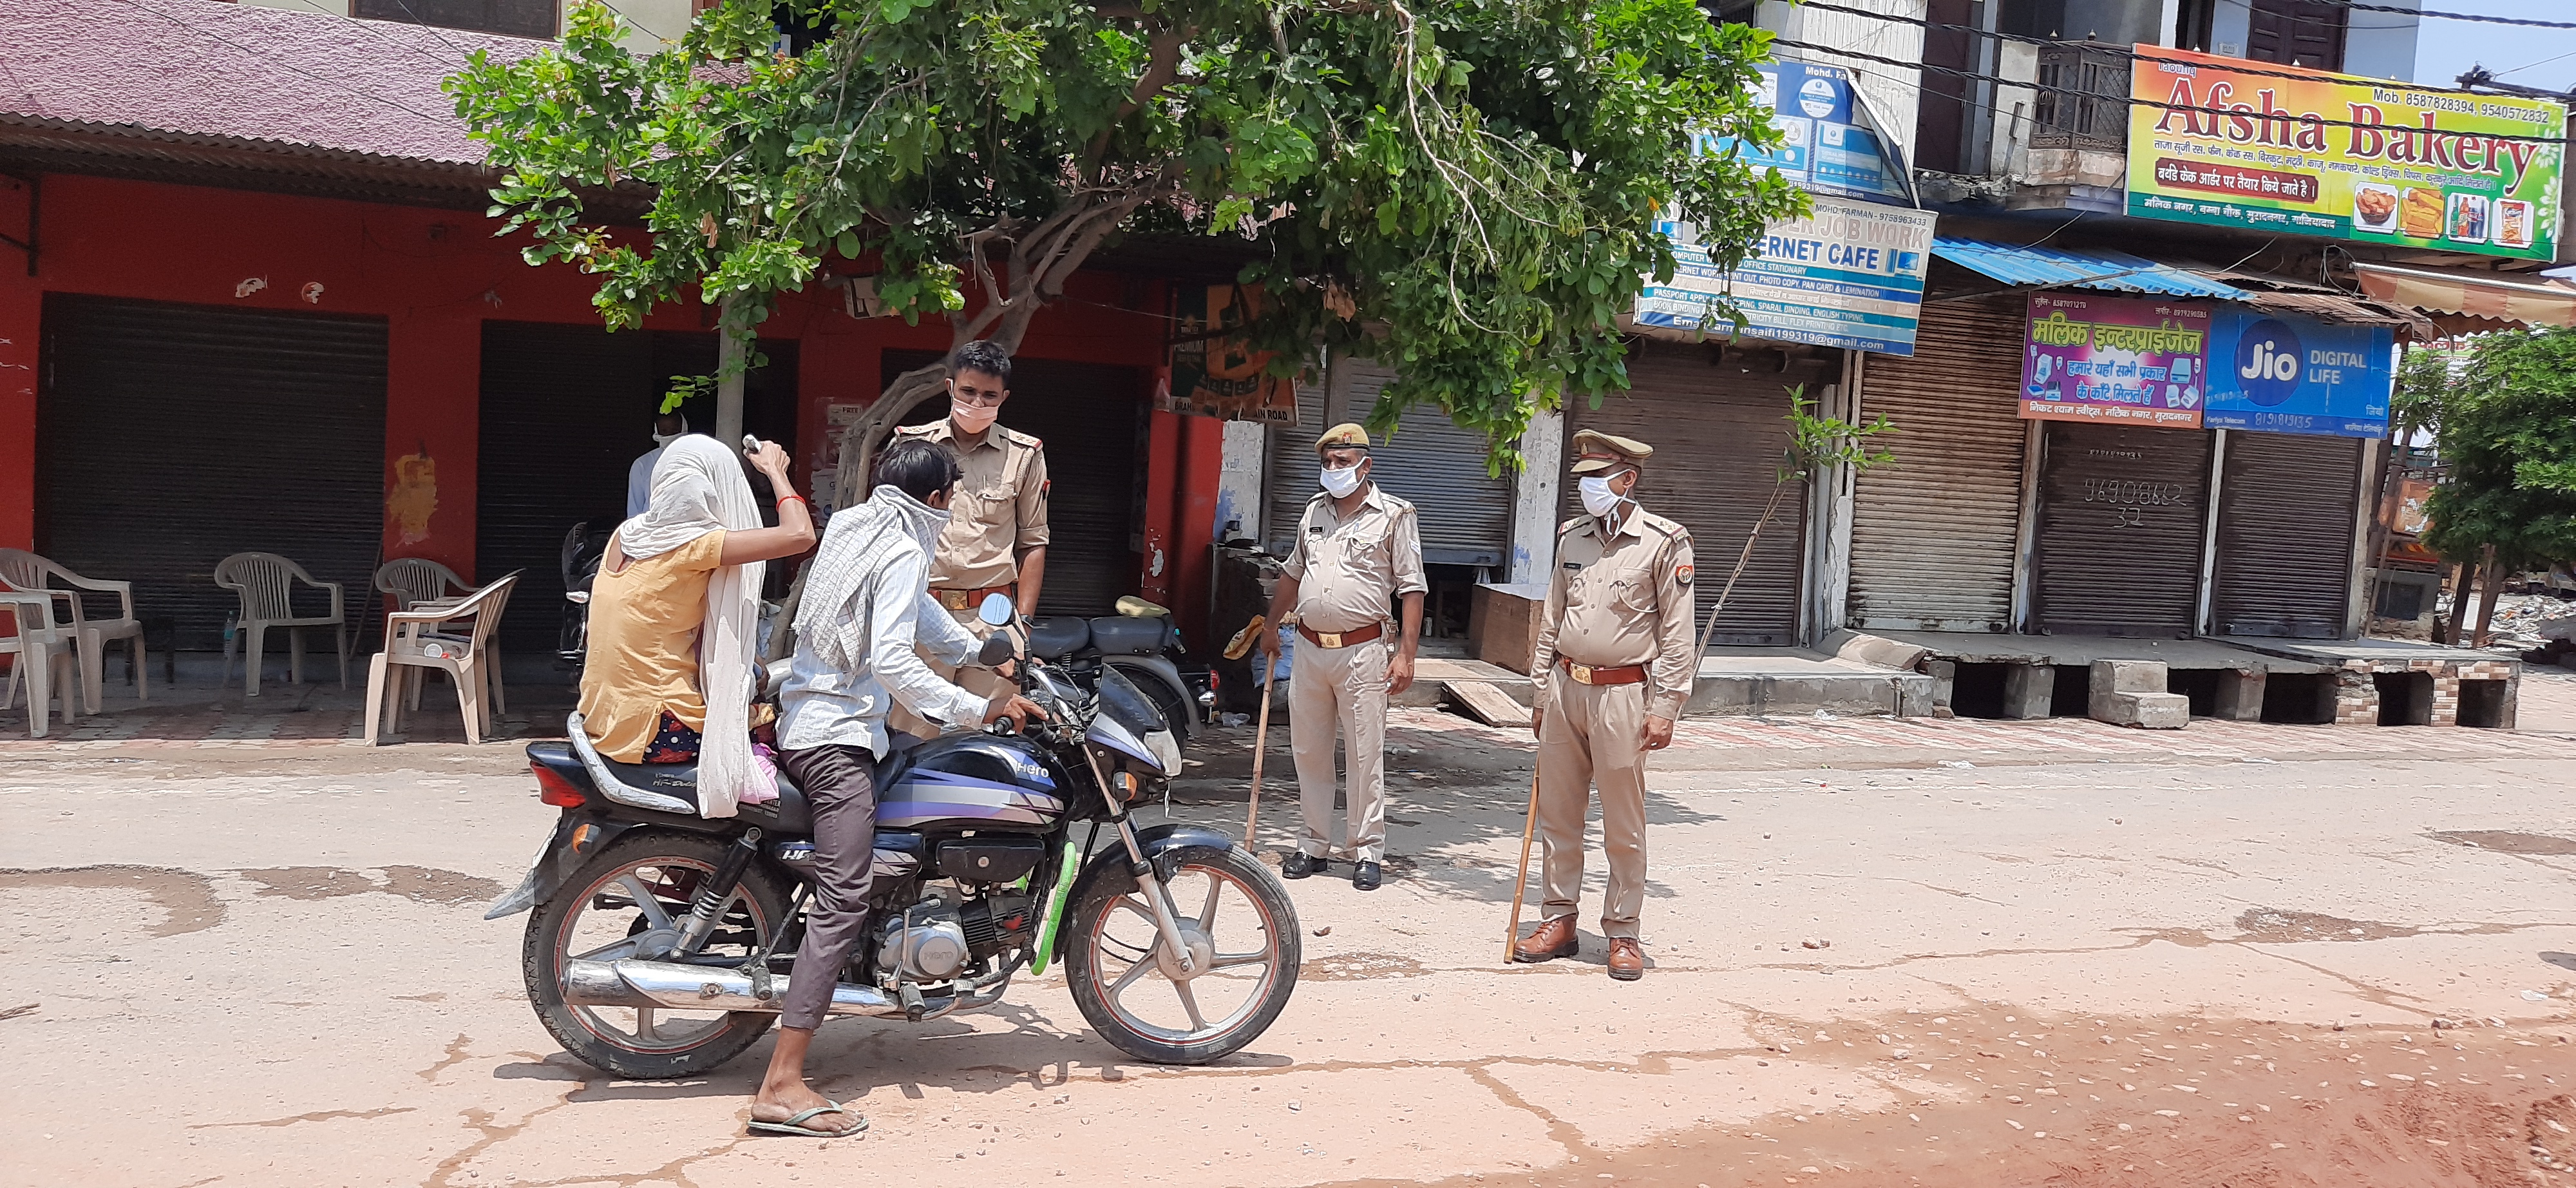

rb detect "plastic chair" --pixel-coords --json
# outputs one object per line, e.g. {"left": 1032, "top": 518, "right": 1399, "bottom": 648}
{"left": 213, "top": 552, "right": 348, "bottom": 698}
{"left": 364, "top": 574, "right": 517, "bottom": 745}
{"left": 0, "top": 591, "right": 82, "bottom": 738}
{"left": 374, "top": 557, "right": 473, "bottom": 612}
{"left": 0, "top": 548, "right": 147, "bottom": 714}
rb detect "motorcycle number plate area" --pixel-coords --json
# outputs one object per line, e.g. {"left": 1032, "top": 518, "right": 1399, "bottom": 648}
{"left": 936, "top": 837, "right": 1047, "bottom": 883}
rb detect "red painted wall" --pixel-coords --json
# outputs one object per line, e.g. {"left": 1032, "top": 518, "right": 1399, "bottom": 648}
{"left": 0, "top": 175, "right": 1218, "bottom": 637}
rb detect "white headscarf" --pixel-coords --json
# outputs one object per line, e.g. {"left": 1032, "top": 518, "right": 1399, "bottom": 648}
{"left": 794, "top": 484, "right": 952, "bottom": 675}
{"left": 618, "top": 435, "right": 765, "bottom": 818}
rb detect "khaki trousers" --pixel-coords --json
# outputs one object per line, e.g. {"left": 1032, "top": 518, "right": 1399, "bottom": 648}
{"left": 1289, "top": 633, "right": 1389, "bottom": 863}
{"left": 1535, "top": 677, "right": 1648, "bottom": 938}
{"left": 886, "top": 607, "right": 1008, "bottom": 738}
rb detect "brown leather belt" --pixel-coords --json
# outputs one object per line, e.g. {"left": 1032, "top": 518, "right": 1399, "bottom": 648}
{"left": 934, "top": 585, "right": 1015, "bottom": 611}
{"left": 1296, "top": 622, "right": 1385, "bottom": 649}
{"left": 1558, "top": 657, "right": 1647, "bottom": 686}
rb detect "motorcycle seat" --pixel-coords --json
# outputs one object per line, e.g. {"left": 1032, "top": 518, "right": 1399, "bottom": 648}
{"left": 588, "top": 754, "right": 815, "bottom": 835}
{"left": 1027, "top": 616, "right": 1090, "bottom": 660}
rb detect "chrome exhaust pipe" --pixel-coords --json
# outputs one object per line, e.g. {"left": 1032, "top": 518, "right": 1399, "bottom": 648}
{"left": 560, "top": 958, "right": 894, "bottom": 1017}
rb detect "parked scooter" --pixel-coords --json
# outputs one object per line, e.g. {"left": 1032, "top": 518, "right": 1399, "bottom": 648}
{"left": 1024, "top": 607, "right": 1212, "bottom": 743}
{"left": 491, "top": 594, "right": 1299, "bottom": 1077}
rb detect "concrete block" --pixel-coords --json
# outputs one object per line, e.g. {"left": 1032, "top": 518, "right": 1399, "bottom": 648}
{"left": 2094, "top": 690, "right": 2190, "bottom": 729}
{"left": 1822, "top": 629, "right": 1932, "bottom": 672}
{"left": 2002, "top": 663, "right": 2054, "bottom": 720}
{"left": 2089, "top": 658, "right": 2169, "bottom": 697}
{"left": 2334, "top": 666, "right": 2378, "bottom": 726}
{"left": 2212, "top": 668, "right": 2266, "bottom": 722}
{"left": 1893, "top": 674, "right": 1936, "bottom": 718}
{"left": 1922, "top": 659, "right": 1957, "bottom": 712}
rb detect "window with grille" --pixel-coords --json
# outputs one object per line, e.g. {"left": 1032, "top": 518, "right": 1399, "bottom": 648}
{"left": 354, "top": 0, "right": 558, "bottom": 40}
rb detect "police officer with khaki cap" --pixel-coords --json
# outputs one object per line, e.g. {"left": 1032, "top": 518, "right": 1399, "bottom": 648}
{"left": 890, "top": 341, "right": 1048, "bottom": 713}
{"left": 1260, "top": 423, "right": 1425, "bottom": 891}
{"left": 1513, "top": 429, "right": 1694, "bottom": 980}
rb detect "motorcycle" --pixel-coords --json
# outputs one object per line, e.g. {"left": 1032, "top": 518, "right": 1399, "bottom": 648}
{"left": 556, "top": 518, "right": 616, "bottom": 678}
{"left": 1025, "top": 611, "right": 1213, "bottom": 743}
{"left": 488, "top": 594, "right": 1300, "bottom": 1078}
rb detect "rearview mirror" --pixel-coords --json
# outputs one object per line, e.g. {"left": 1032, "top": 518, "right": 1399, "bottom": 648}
{"left": 976, "top": 632, "right": 1018, "bottom": 667}
{"left": 977, "top": 592, "right": 1014, "bottom": 628}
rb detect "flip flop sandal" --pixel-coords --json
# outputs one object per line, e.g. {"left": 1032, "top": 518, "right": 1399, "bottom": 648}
{"left": 748, "top": 1101, "right": 867, "bottom": 1138}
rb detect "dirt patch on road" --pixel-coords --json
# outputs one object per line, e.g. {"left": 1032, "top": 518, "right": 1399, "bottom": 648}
{"left": 240, "top": 865, "right": 502, "bottom": 906}
{"left": 2434, "top": 832, "right": 2576, "bottom": 856}
{"left": 2237, "top": 907, "right": 2423, "bottom": 943}
{"left": 380, "top": 865, "right": 503, "bottom": 906}
{"left": 0, "top": 865, "right": 224, "bottom": 937}
{"left": 1329, "top": 1008, "right": 2576, "bottom": 1188}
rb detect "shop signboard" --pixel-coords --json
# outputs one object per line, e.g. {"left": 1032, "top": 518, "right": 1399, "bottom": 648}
{"left": 2126, "top": 46, "right": 2566, "bottom": 261}
{"left": 1707, "top": 62, "right": 1915, "bottom": 206}
{"left": 2202, "top": 310, "right": 2393, "bottom": 437}
{"left": 1636, "top": 195, "right": 1935, "bottom": 355}
{"left": 2020, "top": 292, "right": 2211, "bottom": 428}
{"left": 1162, "top": 283, "right": 1296, "bottom": 424}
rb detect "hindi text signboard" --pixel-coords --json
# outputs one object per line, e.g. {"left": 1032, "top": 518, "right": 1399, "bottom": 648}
{"left": 2126, "top": 47, "right": 2565, "bottom": 261}
{"left": 2020, "top": 292, "right": 2211, "bottom": 428}
{"left": 1636, "top": 195, "right": 1935, "bottom": 355}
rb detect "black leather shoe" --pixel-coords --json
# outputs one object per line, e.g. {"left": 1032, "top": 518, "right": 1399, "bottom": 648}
{"left": 1351, "top": 861, "right": 1382, "bottom": 891}
{"left": 1282, "top": 852, "right": 1324, "bottom": 879}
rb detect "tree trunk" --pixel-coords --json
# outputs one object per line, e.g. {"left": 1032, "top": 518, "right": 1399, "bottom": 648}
{"left": 715, "top": 321, "right": 747, "bottom": 447}
{"left": 2472, "top": 545, "right": 2505, "bottom": 647}
{"left": 2442, "top": 557, "right": 2476, "bottom": 645}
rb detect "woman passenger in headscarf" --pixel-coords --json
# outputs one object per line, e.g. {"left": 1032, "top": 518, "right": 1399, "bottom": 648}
{"left": 578, "top": 434, "right": 815, "bottom": 816}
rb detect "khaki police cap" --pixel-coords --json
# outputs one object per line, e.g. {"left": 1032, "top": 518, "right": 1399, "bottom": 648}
{"left": 1568, "top": 428, "right": 1652, "bottom": 474}
{"left": 1314, "top": 423, "right": 1372, "bottom": 456}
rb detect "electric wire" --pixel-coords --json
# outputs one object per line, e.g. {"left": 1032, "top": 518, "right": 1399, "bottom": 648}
{"left": 1764, "top": 35, "right": 2575, "bottom": 146}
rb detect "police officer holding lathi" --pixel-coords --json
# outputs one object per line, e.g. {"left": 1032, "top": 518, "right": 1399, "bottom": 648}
{"left": 1513, "top": 430, "right": 1695, "bottom": 981}
{"left": 1260, "top": 423, "right": 1426, "bottom": 892}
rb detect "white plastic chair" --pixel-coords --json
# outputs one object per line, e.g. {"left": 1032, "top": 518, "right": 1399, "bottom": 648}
{"left": 213, "top": 552, "right": 348, "bottom": 698}
{"left": 0, "top": 549, "right": 147, "bottom": 714}
{"left": 364, "top": 574, "right": 517, "bottom": 745}
{"left": 374, "top": 557, "right": 473, "bottom": 612}
{"left": 0, "top": 591, "right": 82, "bottom": 738}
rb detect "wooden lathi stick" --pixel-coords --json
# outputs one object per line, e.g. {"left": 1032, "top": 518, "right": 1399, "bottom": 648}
{"left": 1503, "top": 766, "right": 1544, "bottom": 963}
{"left": 1245, "top": 664, "right": 1276, "bottom": 844}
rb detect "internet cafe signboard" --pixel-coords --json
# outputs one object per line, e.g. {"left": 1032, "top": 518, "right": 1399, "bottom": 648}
{"left": 2202, "top": 310, "right": 2394, "bottom": 438}
{"left": 2020, "top": 292, "right": 2210, "bottom": 428}
{"left": 1635, "top": 196, "right": 1935, "bottom": 356}
{"left": 2126, "top": 47, "right": 2566, "bottom": 261}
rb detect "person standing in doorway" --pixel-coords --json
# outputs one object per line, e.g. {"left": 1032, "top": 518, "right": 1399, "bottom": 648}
{"left": 889, "top": 341, "right": 1048, "bottom": 710}
{"left": 627, "top": 412, "right": 687, "bottom": 519}
{"left": 1259, "top": 423, "right": 1425, "bottom": 891}
{"left": 1515, "top": 430, "right": 1694, "bottom": 981}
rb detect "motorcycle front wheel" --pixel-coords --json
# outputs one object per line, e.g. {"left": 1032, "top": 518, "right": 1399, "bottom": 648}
{"left": 523, "top": 831, "right": 791, "bottom": 1079}
{"left": 1065, "top": 843, "right": 1299, "bottom": 1064}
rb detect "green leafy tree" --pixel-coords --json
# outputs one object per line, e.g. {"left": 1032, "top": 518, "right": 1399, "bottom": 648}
{"left": 445, "top": 0, "right": 1805, "bottom": 488}
{"left": 2420, "top": 328, "right": 2576, "bottom": 568}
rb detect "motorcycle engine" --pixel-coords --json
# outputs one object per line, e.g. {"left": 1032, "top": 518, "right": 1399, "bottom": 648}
{"left": 878, "top": 900, "right": 970, "bottom": 983}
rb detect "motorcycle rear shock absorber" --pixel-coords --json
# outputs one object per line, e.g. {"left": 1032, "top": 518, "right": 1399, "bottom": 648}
{"left": 675, "top": 827, "right": 761, "bottom": 957}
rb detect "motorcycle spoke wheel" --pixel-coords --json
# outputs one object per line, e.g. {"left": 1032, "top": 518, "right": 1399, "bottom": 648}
{"left": 1081, "top": 859, "right": 1282, "bottom": 1049}
{"left": 555, "top": 857, "right": 768, "bottom": 1057}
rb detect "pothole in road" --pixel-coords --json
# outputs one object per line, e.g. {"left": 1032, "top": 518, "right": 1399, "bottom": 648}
{"left": 0, "top": 865, "right": 225, "bottom": 937}
{"left": 1302, "top": 952, "right": 1432, "bottom": 980}
{"left": 2235, "top": 908, "right": 2419, "bottom": 943}
{"left": 241, "top": 865, "right": 502, "bottom": 906}
{"left": 2432, "top": 830, "right": 2576, "bottom": 856}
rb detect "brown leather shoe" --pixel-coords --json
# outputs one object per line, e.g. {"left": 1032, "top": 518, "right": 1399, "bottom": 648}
{"left": 1606, "top": 937, "right": 1644, "bottom": 981}
{"left": 1511, "top": 916, "right": 1578, "bottom": 963}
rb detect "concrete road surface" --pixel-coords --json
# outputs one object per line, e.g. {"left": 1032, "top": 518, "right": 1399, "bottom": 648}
{"left": 7, "top": 702, "right": 2576, "bottom": 1187}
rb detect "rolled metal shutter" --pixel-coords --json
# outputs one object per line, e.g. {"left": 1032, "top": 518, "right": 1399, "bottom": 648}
{"left": 2210, "top": 432, "right": 2362, "bottom": 638}
{"left": 2031, "top": 421, "right": 2213, "bottom": 637}
{"left": 37, "top": 295, "right": 386, "bottom": 650}
{"left": 886, "top": 351, "right": 1146, "bottom": 616}
{"left": 1848, "top": 298, "right": 2029, "bottom": 632}
{"left": 1559, "top": 341, "right": 1831, "bottom": 646}
{"left": 480, "top": 323, "right": 800, "bottom": 650}
{"left": 1266, "top": 360, "right": 1512, "bottom": 566}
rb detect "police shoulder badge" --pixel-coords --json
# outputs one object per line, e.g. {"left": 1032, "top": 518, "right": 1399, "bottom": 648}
{"left": 1675, "top": 563, "right": 1694, "bottom": 586}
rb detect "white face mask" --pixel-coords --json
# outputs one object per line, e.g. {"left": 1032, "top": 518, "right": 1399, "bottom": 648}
{"left": 950, "top": 399, "right": 999, "bottom": 434}
{"left": 1319, "top": 463, "right": 1364, "bottom": 499}
{"left": 1578, "top": 475, "right": 1627, "bottom": 518}
{"left": 652, "top": 429, "right": 683, "bottom": 447}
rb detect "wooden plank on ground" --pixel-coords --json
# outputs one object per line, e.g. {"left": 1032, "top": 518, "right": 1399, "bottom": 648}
{"left": 1445, "top": 680, "right": 1531, "bottom": 728}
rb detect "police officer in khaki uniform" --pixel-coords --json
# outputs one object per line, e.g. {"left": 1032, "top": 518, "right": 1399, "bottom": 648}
{"left": 1513, "top": 430, "right": 1695, "bottom": 981}
{"left": 890, "top": 341, "right": 1048, "bottom": 709}
{"left": 1260, "top": 423, "right": 1426, "bottom": 892}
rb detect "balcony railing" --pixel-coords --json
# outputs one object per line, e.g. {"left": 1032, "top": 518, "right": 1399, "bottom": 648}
{"left": 2030, "top": 41, "right": 2128, "bottom": 152}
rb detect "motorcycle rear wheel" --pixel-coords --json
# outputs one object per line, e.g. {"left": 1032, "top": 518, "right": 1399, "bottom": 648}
{"left": 1065, "top": 843, "right": 1299, "bottom": 1064}
{"left": 524, "top": 831, "right": 791, "bottom": 1079}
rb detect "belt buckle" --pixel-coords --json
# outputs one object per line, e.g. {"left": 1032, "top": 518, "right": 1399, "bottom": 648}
{"left": 939, "top": 589, "right": 967, "bottom": 611}
{"left": 1316, "top": 630, "right": 1344, "bottom": 649}
{"left": 1569, "top": 663, "right": 1595, "bottom": 685}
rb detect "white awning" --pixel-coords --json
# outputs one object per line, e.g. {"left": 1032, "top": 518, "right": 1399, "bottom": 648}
{"left": 2351, "top": 262, "right": 2576, "bottom": 329}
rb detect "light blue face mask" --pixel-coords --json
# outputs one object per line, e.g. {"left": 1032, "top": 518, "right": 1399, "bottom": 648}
{"left": 1320, "top": 463, "right": 1364, "bottom": 498}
